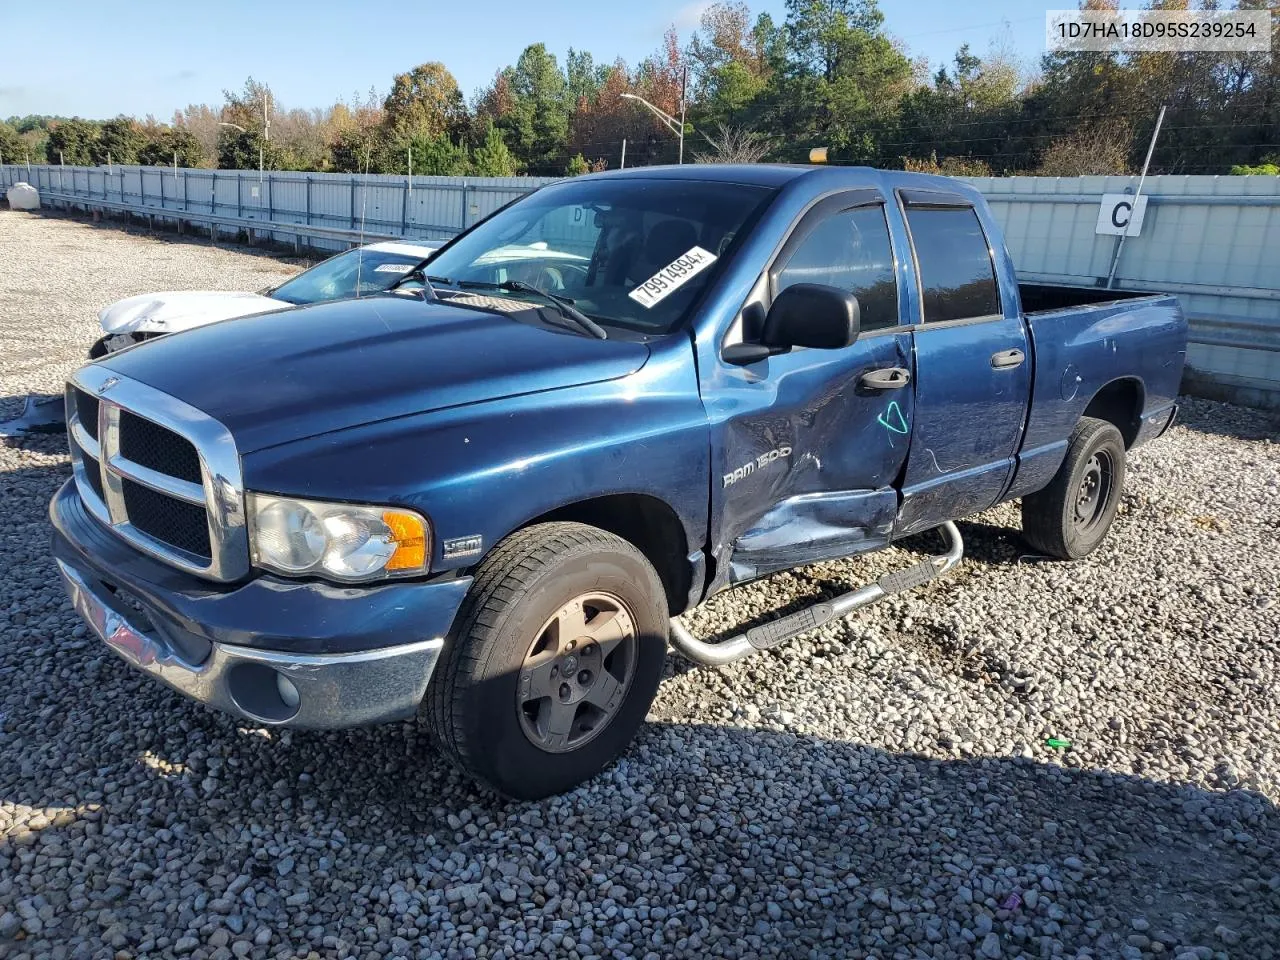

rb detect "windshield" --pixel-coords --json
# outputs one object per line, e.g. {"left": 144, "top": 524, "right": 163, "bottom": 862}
{"left": 422, "top": 178, "right": 777, "bottom": 334}
{"left": 272, "top": 248, "right": 425, "bottom": 305}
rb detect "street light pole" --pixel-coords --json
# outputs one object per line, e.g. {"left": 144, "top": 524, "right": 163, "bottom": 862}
{"left": 621, "top": 92, "right": 688, "bottom": 164}
{"left": 217, "top": 121, "right": 260, "bottom": 180}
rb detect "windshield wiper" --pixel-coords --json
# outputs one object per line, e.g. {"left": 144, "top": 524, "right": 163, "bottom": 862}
{"left": 457, "top": 279, "right": 607, "bottom": 340}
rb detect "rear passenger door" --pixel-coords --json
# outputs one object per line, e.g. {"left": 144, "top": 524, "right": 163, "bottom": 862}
{"left": 895, "top": 191, "right": 1030, "bottom": 536}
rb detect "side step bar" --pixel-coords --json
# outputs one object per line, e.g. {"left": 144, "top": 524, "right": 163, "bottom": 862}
{"left": 669, "top": 521, "right": 964, "bottom": 666}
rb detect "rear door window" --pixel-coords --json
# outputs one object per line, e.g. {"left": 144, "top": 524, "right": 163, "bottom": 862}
{"left": 904, "top": 207, "right": 1001, "bottom": 323}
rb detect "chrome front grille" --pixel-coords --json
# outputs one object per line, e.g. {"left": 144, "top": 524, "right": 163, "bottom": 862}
{"left": 65, "top": 366, "right": 249, "bottom": 582}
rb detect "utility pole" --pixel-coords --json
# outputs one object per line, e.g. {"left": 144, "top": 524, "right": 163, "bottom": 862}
{"left": 678, "top": 66, "right": 687, "bottom": 165}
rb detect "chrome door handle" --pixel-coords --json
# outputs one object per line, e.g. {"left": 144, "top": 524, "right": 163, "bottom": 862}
{"left": 859, "top": 366, "right": 911, "bottom": 390}
{"left": 991, "top": 348, "right": 1025, "bottom": 370}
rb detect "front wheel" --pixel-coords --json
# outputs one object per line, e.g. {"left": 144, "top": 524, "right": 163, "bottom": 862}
{"left": 423, "top": 522, "right": 669, "bottom": 799}
{"left": 1021, "top": 416, "right": 1127, "bottom": 560}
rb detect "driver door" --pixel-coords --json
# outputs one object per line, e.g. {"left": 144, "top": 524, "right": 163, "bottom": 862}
{"left": 705, "top": 191, "right": 914, "bottom": 584}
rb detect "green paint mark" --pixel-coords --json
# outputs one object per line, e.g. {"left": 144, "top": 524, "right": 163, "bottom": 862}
{"left": 878, "top": 400, "right": 909, "bottom": 435}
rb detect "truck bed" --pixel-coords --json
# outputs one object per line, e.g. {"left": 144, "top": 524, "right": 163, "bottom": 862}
{"left": 1018, "top": 282, "right": 1154, "bottom": 316}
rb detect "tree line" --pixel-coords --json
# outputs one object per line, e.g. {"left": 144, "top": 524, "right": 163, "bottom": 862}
{"left": 3, "top": 0, "right": 1277, "bottom": 179}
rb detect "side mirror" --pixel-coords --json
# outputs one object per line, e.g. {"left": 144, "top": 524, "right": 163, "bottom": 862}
{"left": 763, "top": 283, "right": 860, "bottom": 350}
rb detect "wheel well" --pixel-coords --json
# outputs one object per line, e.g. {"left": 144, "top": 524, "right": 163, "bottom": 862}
{"left": 1082, "top": 378, "right": 1144, "bottom": 448}
{"left": 527, "top": 494, "right": 692, "bottom": 615}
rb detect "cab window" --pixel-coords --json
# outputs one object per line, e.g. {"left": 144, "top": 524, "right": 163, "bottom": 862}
{"left": 775, "top": 205, "right": 899, "bottom": 332}
{"left": 904, "top": 207, "right": 1001, "bottom": 323}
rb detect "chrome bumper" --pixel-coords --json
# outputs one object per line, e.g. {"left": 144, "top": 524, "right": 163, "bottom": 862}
{"left": 57, "top": 559, "right": 443, "bottom": 728}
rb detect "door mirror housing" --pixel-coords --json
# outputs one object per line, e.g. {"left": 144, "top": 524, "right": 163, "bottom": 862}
{"left": 722, "top": 283, "right": 861, "bottom": 366}
{"left": 763, "top": 283, "right": 860, "bottom": 350}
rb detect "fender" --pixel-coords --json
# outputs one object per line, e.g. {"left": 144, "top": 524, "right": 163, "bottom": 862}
{"left": 1008, "top": 294, "right": 1182, "bottom": 502}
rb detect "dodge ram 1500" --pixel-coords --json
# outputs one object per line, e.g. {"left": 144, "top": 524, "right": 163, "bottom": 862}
{"left": 50, "top": 165, "right": 1187, "bottom": 798}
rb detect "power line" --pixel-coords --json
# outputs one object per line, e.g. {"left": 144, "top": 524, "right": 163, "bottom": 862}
{"left": 880, "top": 132, "right": 1280, "bottom": 149}
{"left": 891, "top": 14, "right": 1044, "bottom": 42}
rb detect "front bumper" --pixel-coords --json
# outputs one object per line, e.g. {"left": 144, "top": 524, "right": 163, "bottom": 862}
{"left": 51, "top": 479, "right": 471, "bottom": 728}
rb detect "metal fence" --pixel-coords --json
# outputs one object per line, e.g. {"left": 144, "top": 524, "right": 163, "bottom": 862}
{"left": 3, "top": 164, "right": 1278, "bottom": 407}
{"left": 0, "top": 163, "right": 559, "bottom": 251}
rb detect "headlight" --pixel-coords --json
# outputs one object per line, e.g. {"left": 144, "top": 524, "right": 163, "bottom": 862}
{"left": 247, "top": 493, "right": 429, "bottom": 582}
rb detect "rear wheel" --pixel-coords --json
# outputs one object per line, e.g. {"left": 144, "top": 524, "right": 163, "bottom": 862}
{"left": 423, "top": 522, "right": 668, "bottom": 799}
{"left": 1021, "top": 416, "right": 1127, "bottom": 560}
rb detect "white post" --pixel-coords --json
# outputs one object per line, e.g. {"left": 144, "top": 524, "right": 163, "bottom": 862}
{"left": 1107, "top": 105, "right": 1167, "bottom": 289}
{"left": 408, "top": 145, "right": 412, "bottom": 193}
{"left": 173, "top": 151, "right": 178, "bottom": 182}
{"left": 620, "top": 138, "right": 627, "bottom": 170}
{"left": 259, "top": 143, "right": 264, "bottom": 183}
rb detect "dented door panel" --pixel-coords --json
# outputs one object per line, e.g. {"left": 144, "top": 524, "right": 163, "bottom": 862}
{"left": 708, "top": 331, "right": 913, "bottom": 584}
{"left": 728, "top": 487, "right": 898, "bottom": 581}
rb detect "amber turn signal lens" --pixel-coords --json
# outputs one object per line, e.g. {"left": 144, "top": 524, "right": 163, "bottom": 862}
{"left": 383, "top": 510, "right": 428, "bottom": 571}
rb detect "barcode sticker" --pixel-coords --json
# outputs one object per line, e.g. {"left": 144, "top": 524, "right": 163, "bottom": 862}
{"left": 628, "top": 246, "right": 718, "bottom": 309}
{"left": 374, "top": 263, "right": 414, "bottom": 274}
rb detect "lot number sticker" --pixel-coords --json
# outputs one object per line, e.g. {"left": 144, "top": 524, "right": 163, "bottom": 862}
{"left": 374, "top": 262, "right": 415, "bottom": 274}
{"left": 629, "top": 246, "right": 718, "bottom": 308}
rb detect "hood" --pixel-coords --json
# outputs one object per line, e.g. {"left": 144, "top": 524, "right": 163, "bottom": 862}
{"left": 98, "top": 290, "right": 285, "bottom": 335}
{"left": 99, "top": 295, "right": 650, "bottom": 453}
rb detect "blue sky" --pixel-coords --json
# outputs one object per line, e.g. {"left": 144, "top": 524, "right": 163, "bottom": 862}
{"left": 0, "top": 0, "right": 1045, "bottom": 120}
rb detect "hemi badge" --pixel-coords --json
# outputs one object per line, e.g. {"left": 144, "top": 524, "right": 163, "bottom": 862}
{"left": 442, "top": 535, "right": 483, "bottom": 559}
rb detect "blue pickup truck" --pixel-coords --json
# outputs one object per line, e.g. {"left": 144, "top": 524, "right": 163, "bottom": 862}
{"left": 51, "top": 165, "right": 1186, "bottom": 798}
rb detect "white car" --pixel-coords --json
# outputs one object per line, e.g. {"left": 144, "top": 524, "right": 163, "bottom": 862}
{"left": 89, "top": 240, "right": 443, "bottom": 357}
{"left": 1, "top": 241, "right": 442, "bottom": 436}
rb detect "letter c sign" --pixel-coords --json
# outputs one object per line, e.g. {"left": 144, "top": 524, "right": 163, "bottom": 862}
{"left": 1095, "top": 193, "right": 1148, "bottom": 236}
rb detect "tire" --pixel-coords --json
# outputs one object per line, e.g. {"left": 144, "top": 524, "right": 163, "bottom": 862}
{"left": 423, "top": 521, "right": 669, "bottom": 799}
{"left": 1021, "top": 416, "right": 1127, "bottom": 560}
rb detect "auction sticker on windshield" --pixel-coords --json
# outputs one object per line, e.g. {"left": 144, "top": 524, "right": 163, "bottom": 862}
{"left": 374, "top": 263, "right": 415, "bottom": 274}
{"left": 629, "top": 247, "right": 718, "bottom": 309}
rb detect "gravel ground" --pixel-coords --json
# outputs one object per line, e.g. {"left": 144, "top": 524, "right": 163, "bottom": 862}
{"left": 1, "top": 208, "right": 1279, "bottom": 960}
